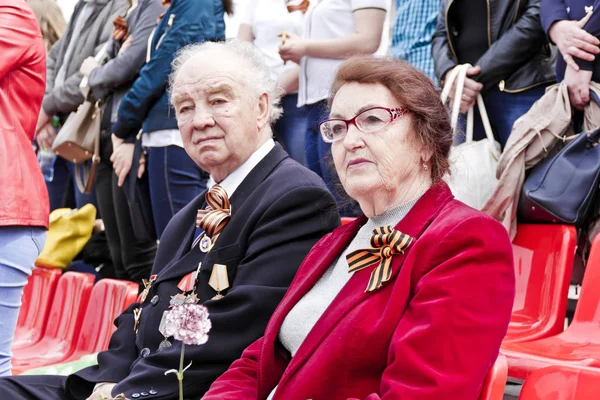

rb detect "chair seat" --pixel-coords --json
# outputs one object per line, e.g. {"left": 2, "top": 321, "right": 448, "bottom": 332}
{"left": 503, "top": 324, "right": 600, "bottom": 381}
{"left": 518, "top": 365, "right": 600, "bottom": 399}
{"left": 504, "top": 314, "right": 547, "bottom": 344}
{"left": 11, "top": 339, "right": 73, "bottom": 375}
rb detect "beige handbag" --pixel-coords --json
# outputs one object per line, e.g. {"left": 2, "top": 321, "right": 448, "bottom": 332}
{"left": 52, "top": 87, "right": 101, "bottom": 194}
{"left": 52, "top": 46, "right": 108, "bottom": 194}
{"left": 441, "top": 64, "right": 502, "bottom": 210}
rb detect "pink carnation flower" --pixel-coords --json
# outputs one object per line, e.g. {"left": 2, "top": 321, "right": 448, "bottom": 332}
{"left": 164, "top": 303, "right": 211, "bottom": 346}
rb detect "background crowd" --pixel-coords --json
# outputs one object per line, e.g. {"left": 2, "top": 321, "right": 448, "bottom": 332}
{"left": 2, "top": 0, "right": 600, "bottom": 398}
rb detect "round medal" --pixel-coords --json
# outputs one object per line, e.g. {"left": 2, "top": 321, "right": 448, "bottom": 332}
{"left": 199, "top": 235, "right": 213, "bottom": 253}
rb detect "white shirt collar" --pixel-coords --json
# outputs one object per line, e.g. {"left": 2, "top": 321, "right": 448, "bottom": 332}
{"left": 206, "top": 139, "right": 276, "bottom": 198}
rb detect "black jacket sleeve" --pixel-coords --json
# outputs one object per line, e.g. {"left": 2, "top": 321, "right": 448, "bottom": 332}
{"left": 474, "top": 0, "right": 548, "bottom": 89}
{"left": 432, "top": 2, "right": 458, "bottom": 84}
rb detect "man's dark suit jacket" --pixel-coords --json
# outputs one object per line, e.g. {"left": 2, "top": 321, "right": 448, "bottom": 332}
{"left": 67, "top": 144, "right": 340, "bottom": 399}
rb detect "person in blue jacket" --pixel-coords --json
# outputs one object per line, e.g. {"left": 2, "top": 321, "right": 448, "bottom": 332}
{"left": 110, "top": 0, "right": 232, "bottom": 239}
{"left": 542, "top": 1, "right": 600, "bottom": 109}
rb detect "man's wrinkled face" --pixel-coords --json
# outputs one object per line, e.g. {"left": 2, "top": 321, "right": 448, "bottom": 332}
{"left": 172, "top": 49, "right": 265, "bottom": 182}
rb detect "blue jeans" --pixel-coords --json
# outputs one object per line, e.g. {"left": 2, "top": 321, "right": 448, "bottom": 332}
{"left": 0, "top": 226, "right": 46, "bottom": 376}
{"left": 45, "top": 157, "right": 100, "bottom": 214}
{"left": 274, "top": 94, "right": 309, "bottom": 165}
{"left": 458, "top": 85, "right": 548, "bottom": 148}
{"left": 147, "top": 145, "right": 208, "bottom": 239}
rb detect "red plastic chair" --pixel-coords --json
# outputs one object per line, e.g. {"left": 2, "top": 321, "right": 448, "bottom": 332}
{"left": 11, "top": 272, "right": 95, "bottom": 375}
{"left": 503, "top": 233, "right": 600, "bottom": 381}
{"left": 62, "top": 278, "right": 139, "bottom": 362}
{"left": 519, "top": 365, "right": 600, "bottom": 399}
{"left": 479, "top": 354, "right": 508, "bottom": 400}
{"left": 504, "top": 224, "right": 576, "bottom": 343}
{"left": 12, "top": 267, "right": 62, "bottom": 350}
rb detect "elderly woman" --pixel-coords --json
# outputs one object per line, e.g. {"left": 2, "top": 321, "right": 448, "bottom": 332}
{"left": 202, "top": 56, "right": 515, "bottom": 400}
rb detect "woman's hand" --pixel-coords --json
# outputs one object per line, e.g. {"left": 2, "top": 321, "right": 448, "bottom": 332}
{"left": 564, "top": 65, "right": 593, "bottom": 110}
{"left": 36, "top": 123, "right": 57, "bottom": 150}
{"left": 279, "top": 32, "right": 308, "bottom": 64}
{"left": 447, "top": 65, "right": 484, "bottom": 113}
{"left": 35, "top": 108, "right": 51, "bottom": 134}
{"left": 549, "top": 12, "right": 600, "bottom": 71}
{"left": 110, "top": 134, "right": 146, "bottom": 187}
{"left": 80, "top": 56, "right": 100, "bottom": 77}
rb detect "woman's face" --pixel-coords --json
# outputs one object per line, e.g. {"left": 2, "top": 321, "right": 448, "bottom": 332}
{"left": 330, "top": 82, "right": 427, "bottom": 205}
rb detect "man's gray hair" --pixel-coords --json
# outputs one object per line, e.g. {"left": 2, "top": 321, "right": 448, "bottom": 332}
{"left": 169, "top": 40, "right": 283, "bottom": 123}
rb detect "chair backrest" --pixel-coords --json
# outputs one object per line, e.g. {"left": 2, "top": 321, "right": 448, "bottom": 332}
{"left": 16, "top": 267, "right": 62, "bottom": 331}
{"left": 42, "top": 272, "right": 95, "bottom": 342}
{"left": 573, "top": 233, "right": 600, "bottom": 324}
{"left": 479, "top": 354, "right": 508, "bottom": 400}
{"left": 510, "top": 224, "right": 576, "bottom": 333}
{"left": 75, "top": 279, "right": 139, "bottom": 353}
{"left": 519, "top": 365, "right": 600, "bottom": 399}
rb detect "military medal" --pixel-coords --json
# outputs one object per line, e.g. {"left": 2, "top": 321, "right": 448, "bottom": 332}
{"left": 208, "top": 263, "right": 229, "bottom": 299}
{"left": 199, "top": 233, "right": 213, "bottom": 253}
{"left": 133, "top": 307, "right": 142, "bottom": 334}
{"left": 140, "top": 274, "right": 157, "bottom": 303}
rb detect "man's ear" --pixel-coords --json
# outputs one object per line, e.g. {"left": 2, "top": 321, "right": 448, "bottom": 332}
{"left": 256, "top": 92, "right": 270, "bottom": 130}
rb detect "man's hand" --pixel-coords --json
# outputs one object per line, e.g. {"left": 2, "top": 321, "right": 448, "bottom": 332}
{"left": 564, "top": 65, "right": 593, "bottom": 110}
{"left": 36, "top": 108, "right": 51, "bottom": 134}
{"left": 80, "top": 56, "right": 100, "bottom": 77}
{"left": 447, "top": 65, "right": 484, "bottom": 113}
{"left": 36, "top": 123, "right": 57, "bottom": 150}
{"left": 86, "top": 382, "right": 116, "bottom": 400}
{"left": 548, "top": 12, "right": 600, "bottom": 71}
{"left": 278, "top": 32, "right": 307, "bottom": 65}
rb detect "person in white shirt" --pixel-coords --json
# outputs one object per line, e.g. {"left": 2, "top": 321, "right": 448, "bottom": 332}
{"left": 238, "top": 0, "right": 309, "bottom": 165}
{"left": 278, "top": 0, "right": 388, "bottom": 216}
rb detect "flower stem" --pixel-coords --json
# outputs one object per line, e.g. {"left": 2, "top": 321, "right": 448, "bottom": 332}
{"left": 178, "top": 343, "right": 185, "bottom": 400}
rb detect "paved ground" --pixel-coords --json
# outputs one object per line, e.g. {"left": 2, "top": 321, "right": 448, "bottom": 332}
{"left": 503, "top": 383, "right": 522, "bottom": 399}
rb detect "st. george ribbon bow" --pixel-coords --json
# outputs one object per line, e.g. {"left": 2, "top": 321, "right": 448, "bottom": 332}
{"left": 346, "top": 226, "right": 414, "bottom": 292}
{"left": 196, "top": 185, "right": 231, "bottom": 242}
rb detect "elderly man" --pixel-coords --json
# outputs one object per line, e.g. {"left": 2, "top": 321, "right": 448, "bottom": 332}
{"left": 0, "top": 40, "right": 339, "bottom": 400}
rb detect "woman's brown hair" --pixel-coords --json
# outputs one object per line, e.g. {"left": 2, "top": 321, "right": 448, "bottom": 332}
{"left": 329, "top": 56, "right": 452, "bottom": 182}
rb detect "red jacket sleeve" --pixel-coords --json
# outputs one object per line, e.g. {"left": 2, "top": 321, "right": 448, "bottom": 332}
{"left": 0, "top": 2, "right": 40, "bottom": 81}
{"left": 363, "top": 215, "right": 515, "bottom": 400}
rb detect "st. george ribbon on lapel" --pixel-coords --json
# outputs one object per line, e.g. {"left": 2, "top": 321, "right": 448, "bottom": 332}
{"left": 346, "top": 226, "right": 414, "bottom": 292}
{"left": 193, "top": 185, "right": 232, "bottom": 252}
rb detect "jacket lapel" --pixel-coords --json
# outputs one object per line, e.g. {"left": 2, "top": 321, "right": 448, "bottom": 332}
{"left": 273, "top": 182, "right": 454, "bottom": 390}
{"left": 153, "top": 144, "right": 288, "bottom": 285}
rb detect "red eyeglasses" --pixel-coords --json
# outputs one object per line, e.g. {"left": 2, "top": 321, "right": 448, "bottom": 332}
{"left": 319, "top": 106, "right": 407, "bottom": 143}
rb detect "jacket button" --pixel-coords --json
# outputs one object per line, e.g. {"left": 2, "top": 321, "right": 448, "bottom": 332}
{"left": 141, "top": 392, "right": 149, "bottom": 396}
{"left": 132, "top": 394, "right": 140, "bottom": 398}
{"left": 149, "top": 390, "right": 158, "bottom": 395}
{"left": 150, "top": 295, "right": 160, "bottom": 305}
{"left": 140, "top": 348, "right": 150, "bottom": 358}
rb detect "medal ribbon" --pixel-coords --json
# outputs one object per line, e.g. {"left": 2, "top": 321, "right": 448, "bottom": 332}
{"left": 346, "top": 226, "right": 413, "bottom": 292}
{"left": 196, "top": 185, "right": 231, "bottom": 242}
